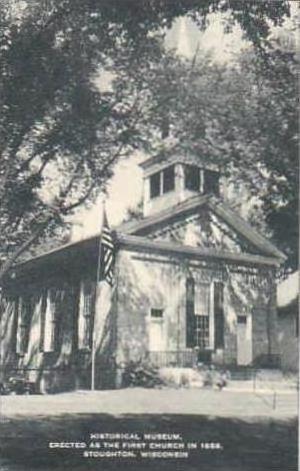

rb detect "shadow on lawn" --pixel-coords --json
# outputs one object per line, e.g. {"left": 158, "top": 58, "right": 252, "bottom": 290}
{"left": 0, "top": 413, "right": 297, "bottom": 471}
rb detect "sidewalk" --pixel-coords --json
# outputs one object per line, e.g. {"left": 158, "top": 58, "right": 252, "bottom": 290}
{"left": 224, "top": 378, "right": 298, "bottom": 393}
{"left": 0, "top": 387, "right": 298, "bottom": 419}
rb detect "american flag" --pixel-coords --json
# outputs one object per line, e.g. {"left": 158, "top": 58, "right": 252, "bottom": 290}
{"left": 99, "top": 208, "right": 115, "bottom": 286}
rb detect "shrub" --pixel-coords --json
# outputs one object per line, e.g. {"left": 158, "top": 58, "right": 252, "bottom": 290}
{"left": 122, "top": 360, "right": 165, "bottom": 388}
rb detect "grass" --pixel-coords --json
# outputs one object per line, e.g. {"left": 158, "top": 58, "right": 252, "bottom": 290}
{"left": 0, "top": 412, "right": 297, "bottom": 471}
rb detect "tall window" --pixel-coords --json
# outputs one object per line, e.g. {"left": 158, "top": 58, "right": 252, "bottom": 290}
{"left": 194, "top": 283, "right": 210, "bottom": 349}
{"left": 184, "top": 165, "right": 200, "bottom": 192}
{"left": 162, "top": 165, "right": 175, "bottom": 193}
{"left": 78, "top": 280, "right": 95, "bottom": 350}
{"left": 149, "top": 165, "right": 175, "bottom": 199}
{"left": 204, "top": 170, "right": 219, "bottom": 195}
{"left": 150, "top": 171, "right": 160, "bottom": 198}
{"left": 43, "top": 288, "right": 63, "bottom": 353}
{"left": 16, "top": 296, "right": 32, "bottom": 355}
{"left": 214, "top": 282, "right": 224, "bottom": 348}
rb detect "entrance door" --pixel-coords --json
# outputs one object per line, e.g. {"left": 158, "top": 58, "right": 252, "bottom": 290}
{"left": 237, "top": 315, "right": 252, "bottom": 365}
{"left": 149, "top": 308, "right": 165, "bottom": 351}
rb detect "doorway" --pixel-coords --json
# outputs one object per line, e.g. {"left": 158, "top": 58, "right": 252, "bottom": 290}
{"left": 149, "top": 308, "right": 165, "bottom": 351}
{"left": 237, "top": 315, "right": 252, "bottom": 365}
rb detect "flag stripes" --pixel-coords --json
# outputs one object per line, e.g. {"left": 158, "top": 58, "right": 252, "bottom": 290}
{"left": 100, "top": 210, "right": 115, "bottom": 286}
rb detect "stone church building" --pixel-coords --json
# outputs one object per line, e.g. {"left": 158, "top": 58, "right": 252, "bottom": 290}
{"left": 0, "top": 153, "right": 286, "bottom": 392}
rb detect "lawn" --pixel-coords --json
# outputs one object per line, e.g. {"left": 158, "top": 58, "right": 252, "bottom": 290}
{"left": 0, "top": 389, "right": 298, "bottom": 471}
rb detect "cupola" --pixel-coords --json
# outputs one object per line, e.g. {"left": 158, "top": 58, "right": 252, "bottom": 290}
{"left": 139, "top": 153, "right": 220, "bottom": 217}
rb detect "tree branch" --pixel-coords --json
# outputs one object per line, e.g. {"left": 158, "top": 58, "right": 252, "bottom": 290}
{"left": 0, "top": 214, "right": 53, "bottom": 282}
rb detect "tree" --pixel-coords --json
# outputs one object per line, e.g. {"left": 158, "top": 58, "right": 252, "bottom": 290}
{"left": 154, "top": 27, "right": 298, "bottom": 269}
{"left": 0, "top": 0, "right": 291, "bottom": 281}
{"left": 0, "top": 0, "right": 166, "bottom": 280}
{"left": 236, "top": 34, "right": 298, "bottom": 270}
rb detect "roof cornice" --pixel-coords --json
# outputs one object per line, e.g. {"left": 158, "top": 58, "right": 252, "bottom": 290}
{"left": 208, "top": 198, "right": 286, "bottom": 262}
{"left": 10, "top": 195, "right": 285, "bottom": 276}
{"left": 116, "top": 194, "right": 286, "bottom": 262}
{"left": 116, "top": 233, "right": 281, "bottom": 267}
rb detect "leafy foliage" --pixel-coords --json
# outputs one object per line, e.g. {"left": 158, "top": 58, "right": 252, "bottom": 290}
{"left": 122, "top": 359, "right": 164, "bottom": 388}
{"left": 0, "top": 0, "right": 291, "bottom": 280}
{"left": 154, "top": 31, "right": 298, "bottom": 269}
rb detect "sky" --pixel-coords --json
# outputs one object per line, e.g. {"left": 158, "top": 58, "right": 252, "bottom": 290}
{"left": 70, "top": 7, "right": 296, "bottom": 240}
{"left": 70, "top": 13, "right": 245, "bottom": 240}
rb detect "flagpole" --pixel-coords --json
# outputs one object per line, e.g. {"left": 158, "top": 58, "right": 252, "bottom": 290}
{"left": 91, "top": 201, "right": 105, "bottom": 391}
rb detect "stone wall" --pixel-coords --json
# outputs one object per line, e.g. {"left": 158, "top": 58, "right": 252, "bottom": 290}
{"left": 115, "top": 246, "right": 277, "bottom": 370}
{"left": 0, "top": 244, "right": 279, "bottom": 393}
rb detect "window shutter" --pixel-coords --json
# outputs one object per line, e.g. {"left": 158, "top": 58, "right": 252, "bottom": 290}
{"left": 78, "top": 280, "right": 95, "bottom": 349}
{"left": 214, "top": 282, "right": 224, "bottom": 348}
{"left": 53, "top": 289, "right": 64, "bottom": 352}
{"left": 16, "top": 298, "right": 22, "bottom": 354}
{"left": 186, "top": 277, "right": 195, "bottom": 348}
{"left": 39, "top": 292, "right": 47, "bottom": 352}
{"left": 16, "top": 296, "right": 32, "bottom": 355}
{"left": 5, "top": 297, "right": 18, "bottom": 354}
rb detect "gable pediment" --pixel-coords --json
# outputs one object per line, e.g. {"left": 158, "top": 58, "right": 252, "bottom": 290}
{"left": 118, "top": 195, "right": 286, "bottom": 262}
{"left": 142, "top": 207, "right": 261, "bottom": 256}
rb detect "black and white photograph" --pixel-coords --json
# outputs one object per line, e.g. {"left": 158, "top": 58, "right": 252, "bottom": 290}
{"left": 0, "top": 1, "right": 298, "bottom": 470}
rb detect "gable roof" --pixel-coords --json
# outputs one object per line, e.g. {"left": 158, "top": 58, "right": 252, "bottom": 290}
{"left": 117, "top": 194, "right": 209, "bottom": 234}
{"left": 117, "top": 194, "right": 286, "bottom": 262}
{"left": 8, "top": 194, "right": 285, "bottom": 279}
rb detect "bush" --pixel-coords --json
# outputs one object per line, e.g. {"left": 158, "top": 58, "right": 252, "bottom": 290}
{"left": 122, "top": 360, "right": 165, "bottom": 388}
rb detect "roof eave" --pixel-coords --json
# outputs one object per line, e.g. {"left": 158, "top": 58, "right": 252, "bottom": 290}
{"left": 116, "top": 194, "right": 209, "bottom": 235}
{"left": 116, "top": 233, "right": 282, "bottom": 268}
{"left": 208, "top": 198, "right": 287, "bottom": 262}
